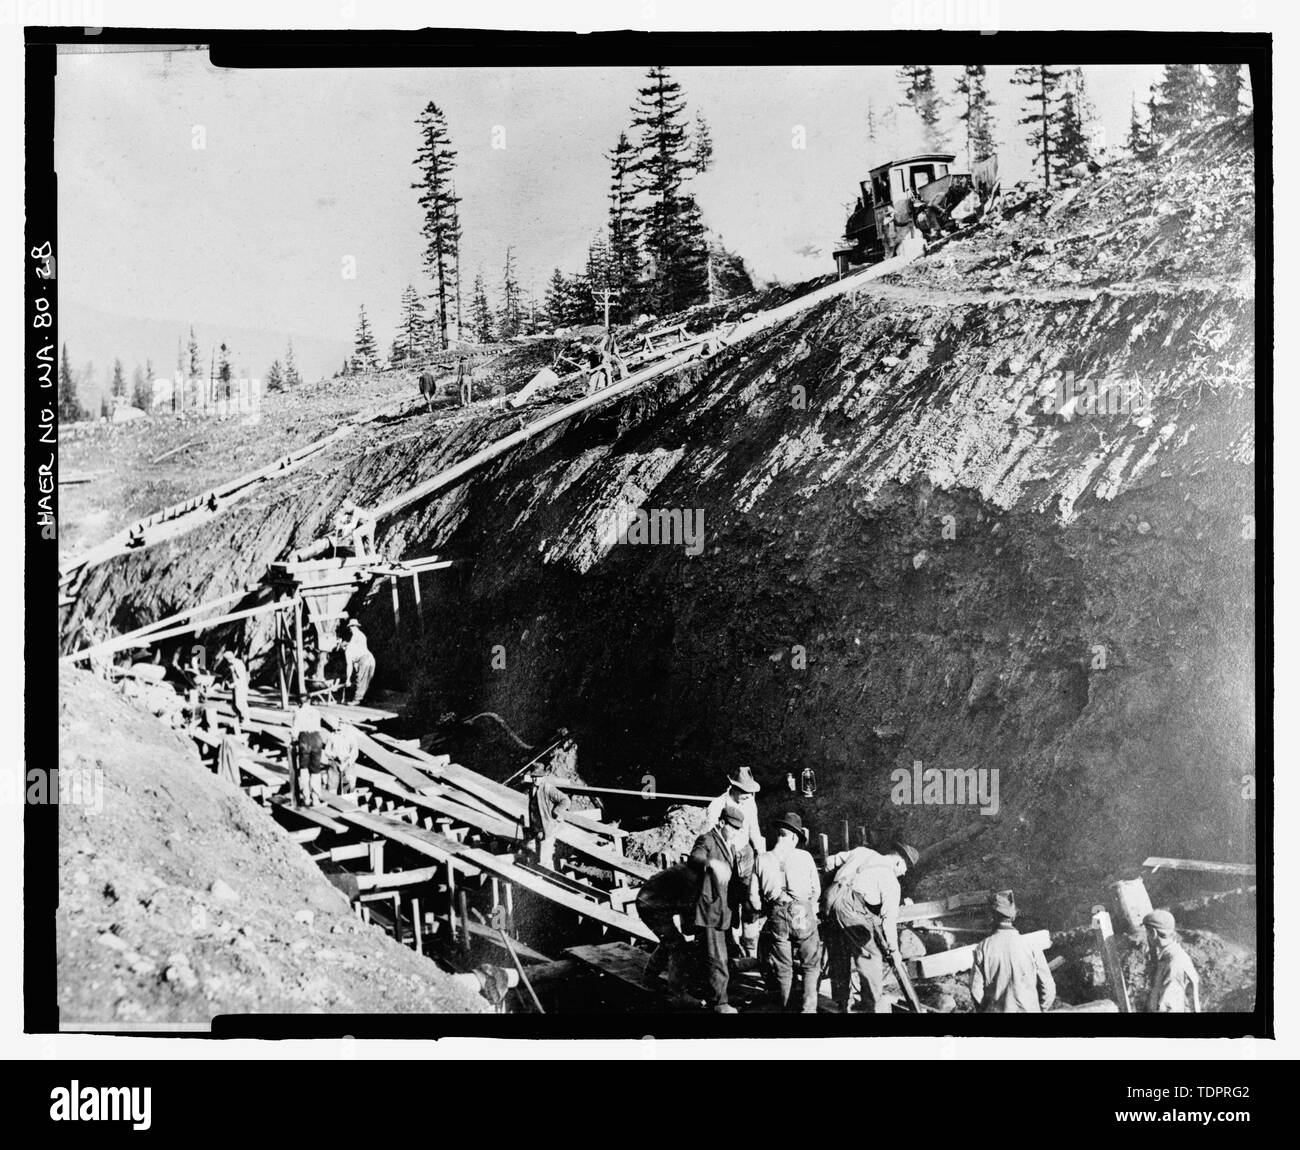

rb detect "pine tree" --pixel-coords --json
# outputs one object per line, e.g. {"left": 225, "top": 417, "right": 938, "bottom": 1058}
{"left": 57, "top": 344, "right": 85, "bottom": 422}
{"left": 284, "top": 340, "right": 301, "bottom": 387}
{"left": 606, "top": 131, "right": 643, "bottom": 320}
{"left": 353, "top": 304, "right": 379, "bottom": 370}
{"left": 217, "top": 344, "right": 232, "bottom": 386}
{"left": 1149, "top": 65, "right": 1209, "bottom": 141}
{"left": 393, "top": 285, "right": 428, "bottom": 364}
{"left": 449, "top": 187, "right": 464, "bottom": 341}
{"left": 266, "top": 359, "right": 285, "bottom": 391}
{"left": 131, "top": 364, "right": 151, "bottom": 410}
{"left": 1126, "top": 94, "right": 1150, "bottom": 153}
{"left": 187, "top": 326, "right": 201, "bottom": 381}
{"left": 499, "top": 246, "right": 523, "bottom": 338}
{"left": 470, "top": 271, "right": 494, "bottom": 342}
{"left": 954, "top": 64, "right": 996, "bottom": 164}
{"left": 898, "top": 65, "right": 948, "bottom": 151}
{"left": 1052, "top": 87, "right": 1091, "bottom": 176}
{"left": 412, "top": 102, "right": 462, "bottom": 350}
{"left": 1207, "top": 63, "right": 1245, "bottom": 120}
{"left": 1012, "top": 65, "right": 1066, "bottom": 189}
{"left": 545, "top": 268, "right": 579, "bottom": 329}
{"left": 629, "top": 66, "right": 710, "bottom": 315}
{"left": 111, "top": 358, "right": 127, "bottom": 401}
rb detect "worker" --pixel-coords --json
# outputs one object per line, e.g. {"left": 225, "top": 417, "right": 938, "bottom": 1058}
{"left": 526, "top": 758, "right": 570, "bottom": 870}
{"left": 638, "top": 861, "right": 702, "bottom": 989}
{"left": 1142, "top": 909, "right": 1201, "bottom": 1013}
{"left": 823, "top": 841, "right": 919, "bottom": 1013}
{"left": 343, "top": 619, "right": 376, "bottom": 705}
{"left": 689, "top": 804, "right": 759, "bottom": 1013}
{"left": 216, "top": 650, "right": 250, "bottom": 734}
{"left": 456, "top": 355, "right": 474, "bottom": 406}
{"left": 324, "top": 720, "right": 360, "bottom": 794}
{"left": 333, "top": 500, "right": 375, "bottom": 558}
{"left": 704, "top": 767, "right": 765, "bottom": 957}
{"left": 291, "top": 697, "right": 325, "bottom": 807}
{"left": 755, "top": 812, "right": 823, "bottom": 1013}
{"left": 969, "top": 891, "right": 1056, "bottom": 1013}
{"left": 882, "top": 204, "right": 899, "bottom": 258}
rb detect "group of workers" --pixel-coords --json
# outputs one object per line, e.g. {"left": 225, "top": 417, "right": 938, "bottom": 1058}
{"left": 289, "top": 695, "right": 361, "bottom": 807}
{"left": 635, "top": 770, "right": 1203, "bottom": 1016}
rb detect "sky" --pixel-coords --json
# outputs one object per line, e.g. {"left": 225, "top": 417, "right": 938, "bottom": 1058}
{"left": 54, "top": 54, "right": 1182, "bottom": 383}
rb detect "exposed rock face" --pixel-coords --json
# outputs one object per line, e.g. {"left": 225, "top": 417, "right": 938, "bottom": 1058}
{"left": 62, "top": 118, "right": 1256, "bottom": 924}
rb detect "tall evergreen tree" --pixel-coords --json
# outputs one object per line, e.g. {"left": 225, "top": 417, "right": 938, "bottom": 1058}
{"left": 1126, "top": 93, "right": 1151, "bottom": 153}
{"left": 131, "top": 364, "right": 151, "bottom": 410}
{"left": 187, "top": 326, "right": 201, "bottom": 381}
{"left": 412, "top": 102, "right": 462, "bottom": 350}
{"left": 217, "top": 343, "right": 232, "bottom": 387}
{"left": 266, "top": 359, "right": 285, "bottom": 392}
{"left": 393, "top": 284, "right": 428, "bottom": 363}
{"left": 470, "top": 271, "right": 494, "bottom": 343}
{"left": 449, "top": 187, "right": 464, "bottom": 341}
{"left": 954, "top": 64, "right": 996, "bottom": 164}
{"left": 57, "top": 344, "right": 85, "bottom": 422}
{"left": 629, "top": 66, "right": 710, "bottom": 315}
{"left": 498, "top": 247, "right": 524, "bottom": 338}
{"left": 1012, "top": 64, "right": 1066, "bottom": 188}
{"left": 1149, "top": 65, "right": 1209, "bottom": 140}
{"left": 110, "top": 358, "right": 127, "bottom": 401}
{"left": 898, "top": 65, "right": 948, "bottom": 150}
{"left": 284, "top": 340, "right": 301, "bottom": 387}
{"left": 1207, "top": 63, "right": 1245, "bottom": 119}
{"left": 606, "top": 131, "right": 643, "bottom": 320}
{"left": 544, "top": 268, "right": 581, "bottom": 329}
{"left": 1052, "top": 86, "right": 1091, "bottom": 175}
{"left": 353, "top": 304, "right": 379, "bottom": 370}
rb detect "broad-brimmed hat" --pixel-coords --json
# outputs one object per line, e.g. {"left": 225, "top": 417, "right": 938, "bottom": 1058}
{"left": 774, "top": 812, "right": 805, "bottom": 839}
{"left": 893, "top": 842, "right": 920, "bottom": 870}
{"left": 347, "top": 618, "right": 362, "bottom": 630}
{"left": 991, "top": 891, "right": 1017, "bottom": 920}
{"left": 727, "top": 766, "right": 760, "bottom": 794}
{"left": 720, "top": 804, "right": 746, "bottom": 829}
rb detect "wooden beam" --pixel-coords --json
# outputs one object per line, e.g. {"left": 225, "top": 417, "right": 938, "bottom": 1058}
{"left": 289, "top": 827, "right": 321, "bottom": 844}
{"left": 1142, "top": 857, "right": 1256, "bottom": 877}
{"left": 1091, "top": 907, "right": 1132, "bottom": 1013}
{"left": 908, "top": 929, "right": 1052, "bottom": 980}
{"left": 355, "top": 865, "right": 441, "bottom": 891}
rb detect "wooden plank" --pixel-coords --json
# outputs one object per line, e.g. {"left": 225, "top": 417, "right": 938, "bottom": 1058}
{"left": 269, "top": 796, "right": 350, "bottom": 834}
{"left": 464, "top": 919, "right": 554, "bottom": 963}
{"left": 320, "top": 799, "right": 480, "bottom": 878}
{"left": 355, "top": 865, "right": 441, "bottom": 891}
{"left": 1091, "top": 908, "right": 1132, "bottom": 1013}
{"left": 908, "top": 929, "right": 1052, "bottom": 980}
{"left": 566, "top": 942, "right": 700, "bottom": 1008}
{"left": 1142, "top": 857, "right": 1256, "bottom": 877}
{"left": 290, "top": 827, "right": 321, "bottom": 844}
{"left": 351, "top": 765, "right": 523, "bottom": 842}
{"left": 897, "top": 890, "right": 995, "bottom": 924}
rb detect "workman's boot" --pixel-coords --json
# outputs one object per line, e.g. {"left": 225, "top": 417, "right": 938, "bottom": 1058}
{"left": 713, "top": 1003, "right": 739, "bottom": 1014}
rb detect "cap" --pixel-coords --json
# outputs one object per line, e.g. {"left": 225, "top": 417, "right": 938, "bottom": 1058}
{"left": 991, "top": 891, "right": 1017, "bottom": 920}
{"left": 1143, "top": 909, "right": 1176, "bottom": 933}
{"left": 893, "top": 842, "right": 920, "bottom": 870}
{"left": 727, "top": 766, "right": 761, "bottom": 794}
{"left": 720, "top": 804, "right": 746, "bottom": 829}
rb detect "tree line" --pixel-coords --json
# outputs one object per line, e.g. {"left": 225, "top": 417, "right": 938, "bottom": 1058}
{"left": 879, "top": 63, "right": 1248, "bottom": 193}
{"left": 56, "top": 327, "right": 305, "bottom": 423}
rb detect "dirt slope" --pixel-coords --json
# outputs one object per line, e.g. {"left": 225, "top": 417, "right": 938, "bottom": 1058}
{"left": 60, "top": 117, "right": 1257, "bottom": 935}
{"left": 57, "top": 667, "right": 487, "bottom": 1022}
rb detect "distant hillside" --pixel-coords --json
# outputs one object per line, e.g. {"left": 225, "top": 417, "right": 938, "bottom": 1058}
{"left": 60, "top": 301, "right": 351, "bottom": 412}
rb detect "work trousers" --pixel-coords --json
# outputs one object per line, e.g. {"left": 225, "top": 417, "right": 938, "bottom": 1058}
{"left": 536, "top": 834, "right": 557, "bottom": 870}
{"left": 760, "top": 904, "right": 822, "bottom": 1013}
{"left": 828, "top": 917, "right": 890, "bottom": 1013}
{"left": 351, "top": 654, "right": 376, "bottom": 704}
{"left": 698, "top": 925, "right": 731, "bottom": 1009}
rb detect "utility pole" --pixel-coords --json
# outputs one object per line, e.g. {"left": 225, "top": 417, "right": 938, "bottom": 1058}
{"left": 596, "top": 286, "right": 619, "bottom": 331}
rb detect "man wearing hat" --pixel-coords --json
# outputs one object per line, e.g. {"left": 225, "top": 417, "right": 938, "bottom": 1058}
{"left": 969, "top": 891, "right": 1056, "bottom": 1012}
{"left": 822, "top": 841, "right": 918, "bottom": 1013}
{"left": 1142, "top": 909, "right": 1200, "bottom": 1013}
{"left": 343, "top": 618, "right": 376, "bottom": 705}
{"left": 704, "top": 767, "right": 766, "bottom": 957}
{"left": 755, "top": 813, "right": 823, "bottom": 1013}
{"left": 525, "top": 756, "right": 571, "bottom": 871}
{"left": 688, "top": 803, "right": 760, "bottom": 1013}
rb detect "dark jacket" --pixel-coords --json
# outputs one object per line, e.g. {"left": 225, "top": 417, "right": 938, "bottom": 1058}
{"left": 688, "top": 827, "right": 753, "bottom": 931}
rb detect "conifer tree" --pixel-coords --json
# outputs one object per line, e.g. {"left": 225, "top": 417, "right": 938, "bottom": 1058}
{"left": 266, "top": 359, "right": 284, "bottom": 392}
{"left": 1207, "top": 63, "right": 1245, "bottom": 120}
{"left": 284, "top": 340, "right": 301, "bottom": 387}
{"left": 898, "top": 65, "right": 948, "bottom": 151}
{"left": 954, "top": 64, "right": 996, "bottom": 163}
{"left": 111, "top": 358, "right": 128, "bottom": 401}
{"left": 57, "top": 344, "right": 85, "bottom": 422}
{"left": 1012, "top": 64, "right": 1067, "bottom": 188}
{"left": 606, "top": 131, "right": 642, "bottom": 321}
{"left": 353, "top": 304, "right": 380, "bottom": 370}
{"left": 412, "top": 102, "right": 462, "bottom": 350}
{"left": 470, "top": 271, "right": 494, "bottom": 343}
{"left": 499, "top": 246, "right": 523, "bottom": 338}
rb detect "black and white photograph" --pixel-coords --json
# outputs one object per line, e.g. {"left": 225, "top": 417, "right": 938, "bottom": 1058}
{"left": 14, "top": 5, "right": 1280, "bottom": 1091}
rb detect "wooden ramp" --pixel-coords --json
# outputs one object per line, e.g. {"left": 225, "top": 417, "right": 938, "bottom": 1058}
{"left": 566, "top": 942, "right": 702, "bottom": 1010}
